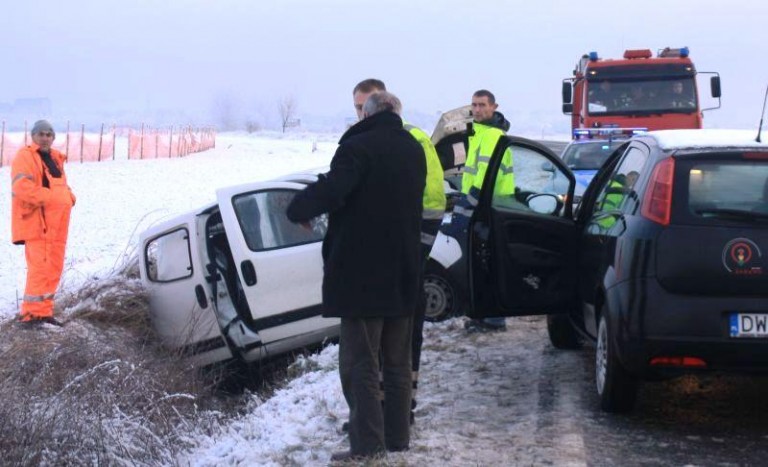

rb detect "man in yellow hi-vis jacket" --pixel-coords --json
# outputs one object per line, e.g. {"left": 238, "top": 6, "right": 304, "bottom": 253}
{"left": 452, "top": 90, "right": 514, "bottom": 332}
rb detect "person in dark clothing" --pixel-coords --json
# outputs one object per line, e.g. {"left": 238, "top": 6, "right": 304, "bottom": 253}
{"left": 351, "top": 78, "right": 446, "bottom": 426}
{"left": 287, "top": 91, "right": 425, "bottom": 462}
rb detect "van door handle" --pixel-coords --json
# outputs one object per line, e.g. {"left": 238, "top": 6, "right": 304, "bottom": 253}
{"left": 241, "top": 260, "right": 257, "bottom": 286}
{"left": 195, "top": 284, "right": 208, "bottom": 309}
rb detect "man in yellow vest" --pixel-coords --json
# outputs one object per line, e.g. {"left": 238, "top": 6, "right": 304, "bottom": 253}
{"left": 451, "top": 90, "right": 514, "bottom": 332}
{"left": 352, "top": 78, "right": 446, "bottom": 425}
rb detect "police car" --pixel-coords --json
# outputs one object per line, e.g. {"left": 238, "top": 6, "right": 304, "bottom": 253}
{"left": 545, "top": 128, "right": 646, "bottom": 205}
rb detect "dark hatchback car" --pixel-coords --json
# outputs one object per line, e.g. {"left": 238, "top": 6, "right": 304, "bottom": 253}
{"left": 463, "top": 129, "right": 768, "bottom": 412}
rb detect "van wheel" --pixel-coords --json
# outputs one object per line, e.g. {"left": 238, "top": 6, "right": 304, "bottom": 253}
{"left": 546, "top": 314, "right": 582, "bottom": 349}
{"left": 423, "top": 263, "right": 463, "bottom": 322}
{"left": 595, "top": 313, "right": 638, "bottom": 412}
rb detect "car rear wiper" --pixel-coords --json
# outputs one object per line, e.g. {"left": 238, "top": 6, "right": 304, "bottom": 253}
{"left": 695, "top": 208, "right": 768, "bottom": 222}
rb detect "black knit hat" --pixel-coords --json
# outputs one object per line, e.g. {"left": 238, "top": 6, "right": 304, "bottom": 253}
{"left": 31, "top": 120, "right": 55, "bottom": 136}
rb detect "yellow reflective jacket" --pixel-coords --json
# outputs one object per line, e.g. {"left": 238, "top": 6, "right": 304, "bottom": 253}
{"left": 461, "top": 121, "right": 515, "bottom": 197}
{"left": 404, "top": 123, "right": 446, "bottom": 220}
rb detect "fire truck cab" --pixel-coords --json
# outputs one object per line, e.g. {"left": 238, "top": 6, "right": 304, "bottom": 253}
{"left": 562, "top": 47, "right": 721, "bottom": 136}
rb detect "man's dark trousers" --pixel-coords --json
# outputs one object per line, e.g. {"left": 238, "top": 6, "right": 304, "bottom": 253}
{"left": 340, "top": 315, "right": 413, "bottom": 456}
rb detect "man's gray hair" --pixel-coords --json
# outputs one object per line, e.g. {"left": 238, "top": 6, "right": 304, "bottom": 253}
{"left": 362, "top": 91, "right": 402, "bottom": 117}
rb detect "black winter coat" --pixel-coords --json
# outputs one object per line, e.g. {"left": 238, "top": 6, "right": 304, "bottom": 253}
{"left": 287, "top": 111, "right": 425, "bottom": 318}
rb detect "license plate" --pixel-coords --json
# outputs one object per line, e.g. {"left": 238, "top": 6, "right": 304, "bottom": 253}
{"left": 730, "top": 313, "right": 768, "bottom": 338}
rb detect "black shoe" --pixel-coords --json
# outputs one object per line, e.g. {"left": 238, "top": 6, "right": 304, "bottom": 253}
{"left": 341, "top": 421, "right": 349, "bottom": 433}
{"left": 40, "top": 316, "right": 64, "bottom": 327}
{"left": 16, "top": 316, "right": 63, "bottom": 327}
{"left": 331, "top": 450, "right": 374, "bottom": 462}
{"left": 330, "top": 451, "right": 353, "bottom": 462}
{"left": 387, "top": 445, "right": 409, "bottom": 453}
{"left": 464, "top": 319, "right": 506, "bottom": 333}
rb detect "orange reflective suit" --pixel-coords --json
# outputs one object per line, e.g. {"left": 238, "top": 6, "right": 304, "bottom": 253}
{"left": 11, "top": 144, "right": 75, "bottom": 320}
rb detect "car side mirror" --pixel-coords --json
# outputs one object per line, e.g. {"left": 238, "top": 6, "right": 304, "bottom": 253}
{"left": 710, "top": 76, "right": 721, "bottom": 98}
{"left": 541, "top": 161, "right": 555, "bottom": 172}
{"left": 527, "top": 193, "right": 561, "bottom": 215}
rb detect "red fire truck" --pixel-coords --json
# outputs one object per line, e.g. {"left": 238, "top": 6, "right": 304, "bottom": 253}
{"left": 562, "top": 47, "right": 721, "bottom": 136}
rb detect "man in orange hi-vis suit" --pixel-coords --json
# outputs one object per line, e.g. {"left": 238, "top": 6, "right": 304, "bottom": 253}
{"left": 11, "top": 120, "right": 76, "bottom": 327}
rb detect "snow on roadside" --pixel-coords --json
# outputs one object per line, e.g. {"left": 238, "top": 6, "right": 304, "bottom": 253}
{"left": 179, "top": 317, "right": 588, "bottom": 466}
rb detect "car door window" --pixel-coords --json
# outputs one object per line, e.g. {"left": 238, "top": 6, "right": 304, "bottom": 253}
{"left": 592, "top": 146, "right": 649, "bottom": 219}
{"left": 491, "top": 145, "right": 570, "bottom": 217}
{"left": 232, "top": 190, "right": 327, "bottom": 251}
{"left": 144, "top": 228, "right": 192, "bottom": 282}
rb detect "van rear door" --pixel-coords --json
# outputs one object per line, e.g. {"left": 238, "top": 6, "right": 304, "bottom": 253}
{"left": 216, "top": 181, "right": 337, "bottom": 356}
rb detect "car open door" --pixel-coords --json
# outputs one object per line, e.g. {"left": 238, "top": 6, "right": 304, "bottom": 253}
{"left": 139, "top": 210, "right": 233, "bottom": 366}
{"left": 216, "top": 181, "right": 337, "bottom": 358}
{"left": 467, "top": 136, "right": 579, "bottom": 318}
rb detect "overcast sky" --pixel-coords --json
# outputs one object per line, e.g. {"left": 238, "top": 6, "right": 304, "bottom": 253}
{"left": 2, "top": 0, "right": 766, "bottom": 130}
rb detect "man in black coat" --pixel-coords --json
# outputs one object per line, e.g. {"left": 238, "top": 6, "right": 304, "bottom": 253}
{"left": 287, "top": 91, "right": 425, "bottom": 460}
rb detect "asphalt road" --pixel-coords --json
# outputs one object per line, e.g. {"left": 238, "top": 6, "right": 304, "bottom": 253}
{"left": 419, "top": 316, "right": 768, "bottom": 465}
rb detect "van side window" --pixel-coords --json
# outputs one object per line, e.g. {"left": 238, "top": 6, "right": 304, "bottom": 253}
{"left": 233, "top": 190, "right": 326, "bottom": 251}
{"left": 145, "top": 228, "right": 193, "bottom": 282}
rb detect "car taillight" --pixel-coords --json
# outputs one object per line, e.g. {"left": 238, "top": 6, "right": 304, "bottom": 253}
{"left": 649, "top": 356, "right": 707, "bottom": 368}
{"left": 641, "top": 158, "right": 675, "bottom": 226}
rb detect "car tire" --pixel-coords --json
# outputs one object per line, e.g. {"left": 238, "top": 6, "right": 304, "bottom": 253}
{"left": 423, "top": 262, "right": 464, "bottom": 322}
{"left": 546, "top": 314, "right": 582, "bottom": 349}
{"left": 595, "top": 313, "right": 638, "bottom": 413}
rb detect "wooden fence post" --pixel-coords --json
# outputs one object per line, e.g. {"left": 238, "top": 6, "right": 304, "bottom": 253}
{"left": 97, "top": 123, "right": 104, "bottom": 162}
{"left": 140, "top": 123, "right": 145, "bottom": 160}
{"left": 0, "top": 120, "right": 5, "bottom": 168}
{"left": 80, "top": 124, "right": 85, "bottom": 163}
{"left": 65, "top": 121, "right": 70, "bottom": 158}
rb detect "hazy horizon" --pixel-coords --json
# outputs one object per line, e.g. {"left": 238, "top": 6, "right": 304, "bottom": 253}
{"left": 2, "top": 0, "right": 767, "bottom": 133}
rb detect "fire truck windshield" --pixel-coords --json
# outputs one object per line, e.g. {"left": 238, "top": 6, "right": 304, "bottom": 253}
{"left": 587, "top": 78, "right": 697, "bottom": 115}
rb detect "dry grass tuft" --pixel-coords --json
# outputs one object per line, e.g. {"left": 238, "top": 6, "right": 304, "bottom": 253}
{"left": 0, "top": 268, "right": 236, "bottom": 466}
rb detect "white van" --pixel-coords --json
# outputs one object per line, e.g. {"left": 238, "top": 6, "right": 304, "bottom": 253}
{"left": 138, "top": 168, "right": 337, "bottom": 367}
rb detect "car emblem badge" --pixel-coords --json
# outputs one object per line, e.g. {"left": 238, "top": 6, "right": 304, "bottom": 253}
{"left": 722, "top": 238, "right": 763, "bottom": 275}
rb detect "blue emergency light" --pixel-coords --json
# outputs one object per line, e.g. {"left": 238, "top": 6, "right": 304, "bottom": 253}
{"left": 573, "top": 127, "right": 648, "bottom": 140}
{"left": 680, "top": 46, "right": 690, "bottom": 58}
{"left": 589, "top": 51, "right": 599, "bottom": 61}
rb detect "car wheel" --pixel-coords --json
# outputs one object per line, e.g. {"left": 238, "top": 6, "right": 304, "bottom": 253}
{"left": 546, "top": 314, "right": 582, "bottom": 349}
{"left": 423, "top": 262, "right": 463, "bottom": 322}
{"left": 595, "top": 313, "right": 638, "bottom": 413}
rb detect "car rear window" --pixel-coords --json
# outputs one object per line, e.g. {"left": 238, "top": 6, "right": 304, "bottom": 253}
{"left": 563, "top": 142, "right": 622, "bottom": 170}
{"left": 683, "top": 155, "right": 768, "bottom": 221}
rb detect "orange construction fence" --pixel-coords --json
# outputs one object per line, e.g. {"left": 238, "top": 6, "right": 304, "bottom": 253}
{"left": 0, "top": 122, "right": 216, "bottom": 167}
{"left": 0, "top": 122, "right": 116, "bottom": 167}
{"left": 127, "top": 126, "right": 216, "bottom": 160}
